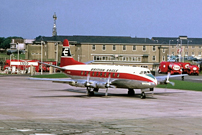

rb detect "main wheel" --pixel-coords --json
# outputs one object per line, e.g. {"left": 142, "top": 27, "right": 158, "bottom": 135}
{"left": 87, "top": 87, "right": 94, "bottom": 96}
{"left": 128, "top": 89, "right": 135, "bottom": 96}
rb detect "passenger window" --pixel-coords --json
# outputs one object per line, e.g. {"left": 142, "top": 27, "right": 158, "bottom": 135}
{"left": 117, "top": 73, "right": 120, "bottom": 77}
{"left": 112, "top": 73, "right": 115, "bottom": 77}
{"left": 92, "top": 72, "right": 94, "bottom": 76}
{"left": 100, "top": 72, "right": 102, "bottom": 76}
{"left": 84, "top": 71, "right": 87, "bottom": 75}
{"left": 96, "top": 72, "right": 99, "bottom": 76}
{"left": 81, "top": 71, "right": 83, "bottom": 75}
{"left": 104, "top": 72, "right": 107, "bottom": 77}
{"left": 140, "top": 71, "right": 143, "bottom": 74}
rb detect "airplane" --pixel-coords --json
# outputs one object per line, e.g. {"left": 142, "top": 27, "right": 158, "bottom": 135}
{"left": 30, "top": 39, "right": 188, "bottom": 99}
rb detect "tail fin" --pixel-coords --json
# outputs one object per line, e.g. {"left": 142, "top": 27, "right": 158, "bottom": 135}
{"left": 60, "top": 39, "right": 84, "bottom": 67}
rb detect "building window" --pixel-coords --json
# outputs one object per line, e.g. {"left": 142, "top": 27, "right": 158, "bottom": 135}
{"left": 162, "top": 56, "right": 165, "bottom": 61}
{"left": 92, "top": 45, "right": 96, "bottom": 50}
{"left": 143, "top": 45, "right": 146, "bottom": 51}
{"left": 199, "top": 46, "right": 201, "bottom": 49}
{"left": 192, "top": 46, "right": 195, "bottom": 48}
{"left": 172, "top": 45, "right": 174, "bottom": 48}
{"left": 192, "top": 52, "right": 194, "bottom": 56}
{"left": 152, "top": 56, "right": 156, "bottom": 61}
{"left": 123, "top": 45, "right": 126, "bottom": 51}
{"left": 186, "top": 46, "right": 188, "bottom": 49}
{"left": 141, "top": 65, "right": 148, "bottom": 68}
{"left": 162, "top": 49, "right": 165, "bottom": 53}
{"left": 152, "top": 46, "right": 156, "bottom": 51}
{"left": 198, "top": 52, "right": 201, "bottom": 56}
{"left": 102, "top": 45, "right": 106, "bottom": 51}
{"left": 185, "top": 52, "right": 188, "bottom": 56}
{"left": 133, "top": 45, "right": 136, "bottom": 51}
{"left": 112, "top": 45, "right": 116, "bottom": 51}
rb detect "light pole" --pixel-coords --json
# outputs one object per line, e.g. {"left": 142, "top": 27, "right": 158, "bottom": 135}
{"left": 41, "top": 41, "right": 45, "bottom": 75}
{"left": 169, "top": 40, "right": 173, "bottom": 58}
{"left": 55, "top": 42, "right": 59, "bottom": 73}
{"left": 17, "top": 42, "right": 19, "bottom": 61}
{"left": 10, "top": 54, "right": 14, "bottom": 67}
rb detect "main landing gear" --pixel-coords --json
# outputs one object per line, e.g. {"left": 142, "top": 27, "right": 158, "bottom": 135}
{"left": 86, "top": 87, "right": 100, "bottom": 96}
{"left": 128, "top": 89, "right": 146, "bottom": 99}
{"left": 128, "top": 89, "right": 135, "bottom": 96}
{"left": 87, "top": 87, "right": 94, "bottom": 96}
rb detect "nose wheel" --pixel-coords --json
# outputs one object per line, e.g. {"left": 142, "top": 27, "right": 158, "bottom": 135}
{"left": 140, "top": 92, "right": 146, "bottom": 99}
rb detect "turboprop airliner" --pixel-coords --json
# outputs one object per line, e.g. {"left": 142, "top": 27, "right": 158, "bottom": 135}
{"left": 30, "top": 39, "right": 187, "bottom": 99}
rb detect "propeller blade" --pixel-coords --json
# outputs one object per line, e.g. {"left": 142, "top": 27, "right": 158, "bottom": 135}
{"left": 169, "top": 81, "right": 175, "bottom": 86}
{"left": 105, "top": 74, "right": 111, "bottom": 96}
{"left": 166, "top": 72, "right": 171, "bottom": 84}
{"left": 105, "top": 88, "right": 108, "bottom": 96}
{"left": 85, "top": 72, "right": 91, "bottom": 87}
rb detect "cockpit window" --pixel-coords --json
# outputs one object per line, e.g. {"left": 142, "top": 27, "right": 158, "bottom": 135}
{"left": 140, "top": 70, "right": 151, "bottom": 74}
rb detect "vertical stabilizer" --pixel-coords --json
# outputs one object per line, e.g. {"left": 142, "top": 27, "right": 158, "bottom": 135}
{"left": 60, "top": 39, "right": 84, "bottom": 67}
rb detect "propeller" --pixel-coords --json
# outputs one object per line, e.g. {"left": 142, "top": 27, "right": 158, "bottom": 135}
{"left": 86, "top": 72, "right": 90, "bottom": 87}
{"left": 105, "top": 74, "right": 111, "bottom": 96}
{"left": 165, "top": 72, "right": 175, "bottom": 86}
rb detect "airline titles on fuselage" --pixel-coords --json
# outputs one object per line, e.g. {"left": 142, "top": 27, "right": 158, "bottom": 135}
{"left": 91, "top": 68, "right": 118, "bottom": 72}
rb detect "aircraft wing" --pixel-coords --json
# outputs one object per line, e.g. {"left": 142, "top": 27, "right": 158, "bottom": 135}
{"left": 29, "top": 77, "right": 74, "bottom": 83}
{"left": 39, "top": 62, "right": 66, "bottom": 71}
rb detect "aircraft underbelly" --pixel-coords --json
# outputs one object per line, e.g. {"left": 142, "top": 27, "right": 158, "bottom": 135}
{"left": 112, "top": 79, "right": 146, "bottom": 89}
{"left": 70, "top": 75, "right": 154, "bottom": 89}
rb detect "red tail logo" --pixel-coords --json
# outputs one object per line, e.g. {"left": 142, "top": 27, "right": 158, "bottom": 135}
{"left": 60, "top": 39, "right": 84, "bottom": 67}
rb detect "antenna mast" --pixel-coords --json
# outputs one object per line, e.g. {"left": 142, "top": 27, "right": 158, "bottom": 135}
{"left": 52, "top": 12, "right": 57, "bottom": 36}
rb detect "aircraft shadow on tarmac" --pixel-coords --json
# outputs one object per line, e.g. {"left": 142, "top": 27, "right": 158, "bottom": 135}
{"left": 31, "top": 88, "right": 184, "bottom": 99}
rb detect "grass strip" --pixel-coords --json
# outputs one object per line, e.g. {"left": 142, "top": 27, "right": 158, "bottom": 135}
{"left": 156, "top": 79, "right": 202, "bottom": 91}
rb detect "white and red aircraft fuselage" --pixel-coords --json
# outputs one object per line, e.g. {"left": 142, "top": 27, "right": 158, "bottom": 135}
{"left": 31, "top": 39, "right": 186, "bottom": 99}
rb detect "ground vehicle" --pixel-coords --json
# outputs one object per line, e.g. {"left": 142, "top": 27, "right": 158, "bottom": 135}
{"left": 4, "top": 60, "right": 57, "bottom": 73}
{"left": 158, "top": 61, "right": 182, "bottom": 74}
{"left": 4, "top": 59, "right": 40, "bottom": 73}
{"left": 177, "top": 62, "right": 199, "bottom": 75}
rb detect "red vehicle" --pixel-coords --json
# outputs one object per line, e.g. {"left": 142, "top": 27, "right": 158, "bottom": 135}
{"left": 4, "top": 59, "right": 40, "bottom": 72}
{"left": 176, "top": 62, "right": 199, "bottom": 75}
{"left": 158, "top": 61, "right": 182, "bottom": 75}
{"left": 4, "top": 60, "right": 58, "bottom": 73}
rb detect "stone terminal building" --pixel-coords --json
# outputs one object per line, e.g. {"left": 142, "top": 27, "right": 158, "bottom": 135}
{"left": 25, "top": 35, "right": 202, "bottom": 71}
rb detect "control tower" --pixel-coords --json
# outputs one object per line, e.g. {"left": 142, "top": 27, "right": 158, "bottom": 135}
{"left": 52, "top": 12, "right": 57, "bottom": 36}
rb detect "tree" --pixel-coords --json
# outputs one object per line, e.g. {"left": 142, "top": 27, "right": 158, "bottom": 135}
{"left": 0, "top": 37, "right": 23, "bottom": 49}
{"left": 0, "top": 37, "right": 5, "bottom": 48}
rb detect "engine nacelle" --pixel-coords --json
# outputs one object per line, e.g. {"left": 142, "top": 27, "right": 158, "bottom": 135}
{"left": 69, "top": 81, "right": 86, "bottom": 87}
{"left": 69, "top": 81, "right": 107, "bottom": 88}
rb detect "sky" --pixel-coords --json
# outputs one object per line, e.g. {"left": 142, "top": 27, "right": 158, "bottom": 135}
{"left": 1, "top": 0, "right": 202, "bottom": 39}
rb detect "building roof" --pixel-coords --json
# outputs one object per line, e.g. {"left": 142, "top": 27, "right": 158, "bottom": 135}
{"left": 34, "top": 35, "right": 202, "bottom": 45}
{"left": 35, "top": 35, "right": 156, "bottom": 44}
{"left": 152, "top": 37, "right": 202, "bottom": 45}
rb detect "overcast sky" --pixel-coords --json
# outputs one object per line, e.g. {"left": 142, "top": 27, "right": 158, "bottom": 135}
{"left": 1, "top": 0, "right": 202, "bottom": 39}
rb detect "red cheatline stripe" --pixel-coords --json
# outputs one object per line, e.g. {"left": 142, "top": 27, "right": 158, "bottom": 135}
{"left": 63, "top": 70, "right": 154, "bottom": 82}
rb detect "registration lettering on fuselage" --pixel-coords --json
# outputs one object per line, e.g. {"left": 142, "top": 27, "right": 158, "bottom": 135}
{"left": 91, "top": 68, "right": 118, "bottom": 72}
